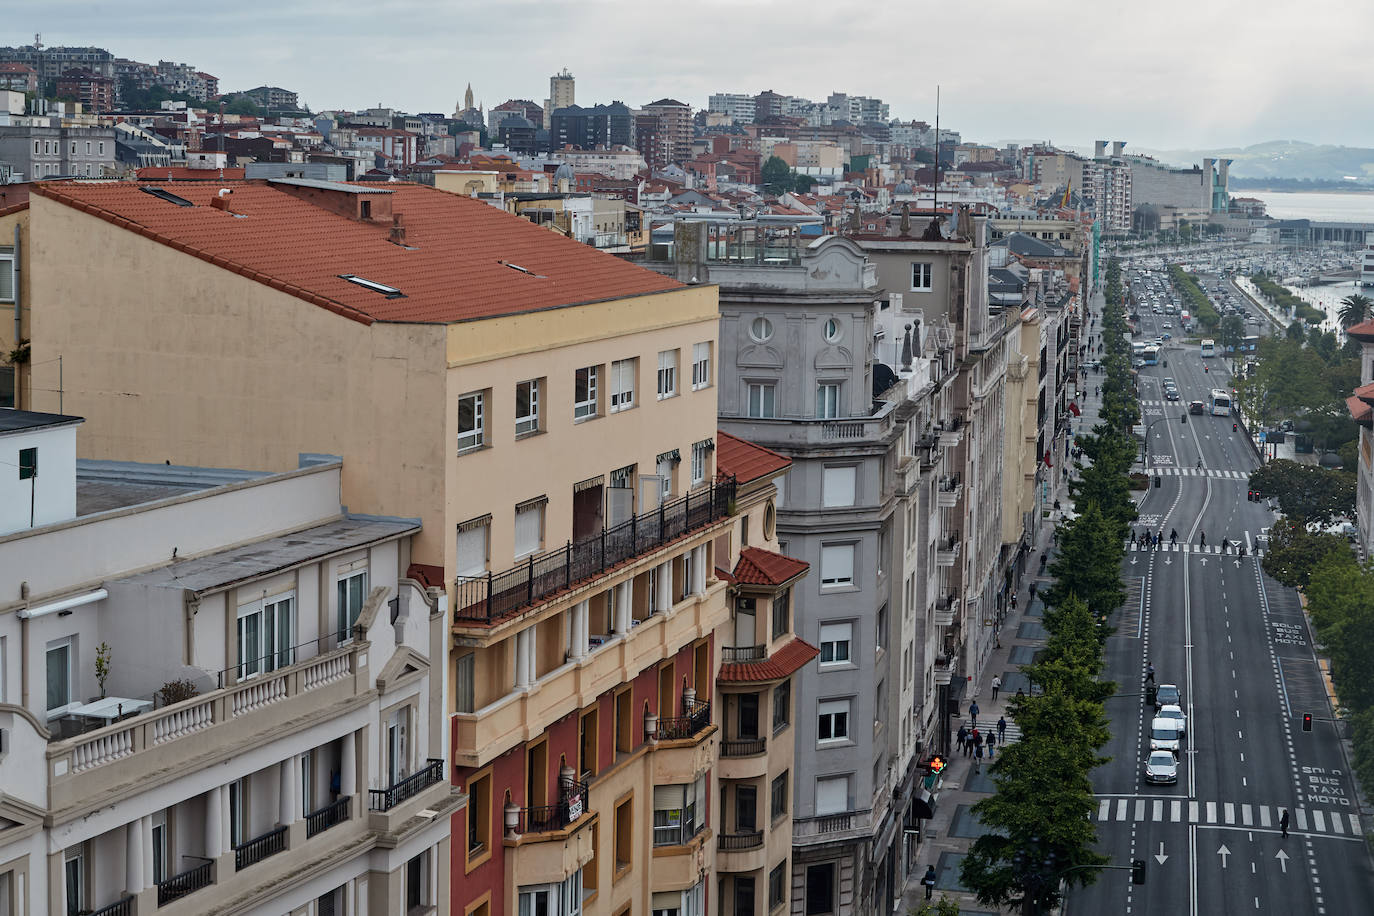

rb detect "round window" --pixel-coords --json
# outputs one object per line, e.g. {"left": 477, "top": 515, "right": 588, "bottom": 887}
{"left": 823, "top": 318, "right": 842, "bottom": 342}
{"left": 764, "top": 501, "right": 777, "bottom": 539}
{"left": 750, "top": 316, "right": 774, "bottom": 342}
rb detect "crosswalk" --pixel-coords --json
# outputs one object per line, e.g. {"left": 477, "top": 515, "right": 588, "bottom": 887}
{"left": 1144, "top": 467, "right": 1249, "bottom": 479}
{"left": 1094, "top": 798, "right": 1362, "bottom": 837}
{"left": 1128, "top": 542, "right": 1263, "bottom": 556}
{"left": 957, "top": 717, "right": 1023, "bottom": 746}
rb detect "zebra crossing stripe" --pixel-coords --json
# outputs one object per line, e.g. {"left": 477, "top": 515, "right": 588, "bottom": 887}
{"left": 1099, "top": 799, "right": 1111, "bottom": 820}
{"left": 1153, "top": 800, "right": 1163, "bottom": 821}
{"left": 1224, "top": 803, "right": 1235, "bottom": 824}
{"left": 1135, "top": 799, "right": 1146, "bottom": 821}
{"left": 1092, "top": 800, "right": 1357, "bottom": 834}
{"left": 1297, "top": 809, "right": 1309, "bottom": 831}
{"left": 1351, "top": 814, "right": 1363, "bottom": 835}
{"left": 1189, "top": 801, "right": 1200, "bottom": 823}
{"left": 1260, "top": 806, "right": 1271, "bottom": 828}
{"left": 1332, "top": 813, "right": 1345, "bottom": 834}
{"left": 1171, "top": 801, "right": 1181, "bottom": 822}
{"left": 1242, "top": 804, "right": 1253, "bottom": 826}
{"left": 1206, "top": 802, "right": 1217, "bottom": 823}
{"left": 1116, "top": 799, "right": 1128, "bottom": 821}
{"left": 1315, "top": 810, "right": 1327, "bottom": 832}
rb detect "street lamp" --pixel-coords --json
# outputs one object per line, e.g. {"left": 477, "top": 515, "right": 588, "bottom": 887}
{"left": 1137, "top": 416, "right": 1172, "bottom": 470}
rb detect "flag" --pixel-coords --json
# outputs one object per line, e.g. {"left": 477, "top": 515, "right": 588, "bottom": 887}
{"left": 1060, "top": 181, "right": 1071, "bottom": 209}
{"left": 1069, "top": 401, "right": 1081, "bottom": 417}
{"left": 1043, "top": 450, "right": 1053, "bottom": 468}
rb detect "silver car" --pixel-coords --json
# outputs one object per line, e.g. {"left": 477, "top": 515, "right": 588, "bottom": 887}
{"left": 1145, "top": 751, "right": 1178, "bottom": 785}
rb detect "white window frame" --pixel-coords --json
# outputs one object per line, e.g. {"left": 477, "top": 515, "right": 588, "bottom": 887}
{"left": 818, "top": 622, "right": 852, "bottom": 666}
{"left": 515, "top": 378, "right": 541, "bottom": 436}
{"left": 574, "top": 365, "right": 599, "bottom": 420}
{"left": 691, "top": 441, "right": 709, "bottom": 486}
{"left": 911, "top": 261, "right": 933, "bottom": 291}
{"left": 237, "top": 593, "right": 295, "bottom": 679}
{"left": 456, "top": 520, "right": 490, "bottom": 577}
{"left": 817, "top": 699, "right": 850, "bottom": 744}
{"left": 46, "top": 636, "right": 74, "bottom": 717}
{"left": 692, "top": 341, "right": 712, "bottom": 390}
{"left": 653, "top": 775, "right": 705, "bottom": 846}
{"left": 819, "top": 543, "right": 855, "bottom": 588}
{"left": 64, "top": 845, "right": 85, "bottom": 915}
{"left": 747, "top": 382, "right": 777, "bottom": 418}
{"left": 657, "top": 349, "right": 678, "bottom": 399}
{"left": 821, "top": 465, "right": 856, "bottom": 507}
{"left": 816, "top": 382, "right": 840, "bottom": 419}
{"left": 610, "top": 358, "right": 637, "bottom": 412}
{"left": 151, "top": 810, "right": 168, "bottom": 884}
{"left": 815, "top": 774, "right": 850, "bottom": 814}
{"left": 336, "top": 570, "right": 368, "bottom": 642}
{"left": 0, "top": 250, "right": 14, "bottom": 303}
{"left": 457, "top": 390, "right": 485, "bottom": 452}
{"left": 229, "top": 777, "right": 248, "bottom": 847}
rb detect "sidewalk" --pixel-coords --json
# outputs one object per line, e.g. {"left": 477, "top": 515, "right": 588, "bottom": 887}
{"left": 900, "top": 291, "right": 1108, "bottom": 913}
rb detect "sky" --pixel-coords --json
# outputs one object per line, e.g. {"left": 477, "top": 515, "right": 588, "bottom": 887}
{"left": 15, "top": 0, "right": 1374, "bottom": 154}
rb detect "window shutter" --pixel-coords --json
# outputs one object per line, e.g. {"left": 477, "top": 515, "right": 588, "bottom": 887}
{"left": 456, "top": 525, "right": 487, "bottom": 576}
{"left": 514, "top": 503, "right": 542, "bottom": 558}
{"left": 822, "top": 467, "right": 856, "bottom": 507}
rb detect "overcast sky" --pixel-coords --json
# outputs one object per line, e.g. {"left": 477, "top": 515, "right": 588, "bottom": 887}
{"left": 17, "top": 0, "right": 1374, "bottom": 154}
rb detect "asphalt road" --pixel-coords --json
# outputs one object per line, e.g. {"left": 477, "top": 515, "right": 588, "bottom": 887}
{"left": 1065, "top": 291, "right": 1374, "bottom": 913}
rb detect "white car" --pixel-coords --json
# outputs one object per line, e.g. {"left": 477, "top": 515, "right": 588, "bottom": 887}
{"left": 1145, "top": 751, "right": 1178, "bottom": 785}
{"left": 1157, "top": 704, "right": 1187, "bottom": 736}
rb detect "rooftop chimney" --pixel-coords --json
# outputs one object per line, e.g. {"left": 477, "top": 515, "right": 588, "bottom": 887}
{"left": 1111, "top": 141, "right": 1126, "bottom": 158}
{"left": 1094, "top": 140, "right": 1107, "bottom": 158}
{"left": 389, "top": 213, "right": 406, "bottom": 246}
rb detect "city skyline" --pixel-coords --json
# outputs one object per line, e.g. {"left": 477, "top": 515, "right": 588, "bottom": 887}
{"left": 15, "top": 0, "right": 1374, "bottom": 151}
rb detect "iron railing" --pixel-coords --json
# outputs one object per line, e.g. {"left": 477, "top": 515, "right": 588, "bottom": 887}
{"left": 90, "top": 896, "right": 135, "bottom": 916}
{"left": 722, "top": 644, "right": 766, "bottom": 662}
{"left": 157, "top": 858, "right": 213, "bottom": 906}
{"left": 513, "top": 779, "right": 589, "bottom": 833}
{"left": 455, "top": 477, "right": 736, "bottom": 622}
{"left": 656, "top": 698, "right": 712, "bottom": 740}
{"left": 721, "top": 737, "right": 767, "bottom": 757}
{"left": 306, "top": 796, "right": 352, "bottom": 837}
{"left": 718, "top": 830, "right": 764, "bottom": 850}
{"left": 234, "top": 825, "right": 287, "bottom": 870}
{"left": 369, "top": 758, "right": 445, "bottom": 811}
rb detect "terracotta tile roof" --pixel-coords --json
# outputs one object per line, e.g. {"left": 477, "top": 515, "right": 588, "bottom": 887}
{"left": 733, "top": 547, "right": 809, "bottom": 587}
{"left": 714, "top": 566, "right": 736, "bottom": 584}
{"left": 1347, "top": 396, "right": 1372, "bottom": 425}
{"left": 32, "top": 180, "right": 682, "bottom": 326}
{"left": 0, "top": 183, "right": 30, "bottom": 218}
{"left": 406, "top": 562, "right": 445, "bottom": 588}
{"left": 135, "top": 167, "right": 247, "bottom": 181}
{"left": 718, "top": 637, "right": 819, "bottom": 683}
{"left": 716, "top": 431, "right": 790, "bottom": 484}
{"left": 1346, "top": 319, "right": 1374, "bottom": 342}
{"left": 1355, "top": 382, "right": 1374, "bottom": 403}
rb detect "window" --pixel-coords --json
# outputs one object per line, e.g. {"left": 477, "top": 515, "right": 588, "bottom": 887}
{"left": 772, "top": 588, "right": 790, "bottom": 639}
{"left": 821, "top": 466, "right": 856, "bottom": 507}
{"left": 614, "top": 796, "right": 634, "bottom": 875}
{"left": 46, "top": 637, "right": 72, "bottom": 716}
{"left": 733, "top": 876, "right": 756, "bottom": 914}
{"left": 515, "top": 379, "right": 541, "bottom": 436}
{"left": 151, "top": 810, "right": 167, "bottom": 883}
{"left": 514, "top": 498, "right": 545, "bottom": 558}
{"left": 657, "top": 349, "right": 678, "bottom": 399}
{"left": 456, "top": 517, "right": 490, "bottom": 577}
{"left": 405, "top": 850, "right": 429, "bottom": 912}
{"left": 769, "top": 861, "right": 788, "bottom": 908}
{"left": 579, "top": 707, "right": 599, "bottom": 779}
{"left": 614, "top": 689, "right": 633, "bottom": 753}
{"left": 692, "top": 341, "right": 712, "bottom": 390}
{"left": 518, "top": 873, "right": 583, "bottom": 916}
{"left": 467, "top": 772, "right": 491, "bottom": 860}
{"left": 457, "top": 391, "right": 485, "bottom": 451}
{"left": 610, "top": 358, "right": 636, "bottom": 411}
{"left": 651, "top": 883, "right": 703, "bottom": 916}
{"left": 818, "top": 622, "right": 851, "bottom": 665}
{"left": 876, "top": 604, "right": 887, "bottom": 652}
{"left": 773, "top": 681, "right": 791, "bottom": 731}
{"left": 387, "top": 706, "right": 411, "bottom": 784}
{"left": 653, "top": 775, "right": 705, "bottom": 846}
{"left": 805, "top": 863, "right": 837, "bottom": 914}
{"left": 911, "top": 261, "right": 933, "bottom": 291}
{"left": 815, "top": 383, "right": 840, "bottom": 418}
{"left": 0, "top": 250, "right": 14, "bottom": 303}
{"left": 455, "top": 653, "right": 475, "bottom": 713}
{"left": 237, "top": 594, "right": 295, "bottom": 679}
{"left": 691, "top": 439, "right": 711, "bottom": 486}
{"left": 337, "top": 570, "right": 367, "bottom": 641}
{"left": 98, "top": 141, "right": 105, "bottom": 155}
{"left": 64, "top": 845, "right": 85, "bottom": 916}
{"left": 18, "top": 447, "right": 36, "bottom": 480}
{"left": 85, "top": 141, "right": 91, "bottom": 155}
{"left": 819, "top": 544, "right": 854, "bottom": 588}
{"left": 771, "top": 771, "right": 789, "bottom": 820}
{"left": 574, "top": 366, "right": 599, "bottom": 419}
{"left": 229, "top": 777, "right": 248, "bottom": 847}
{"left": 750, "top": 316, "right": 774, "bottom": 342}
{"left": 747, "top": 382, "right": 777, "bottom": 418}
{"left": 817, "top": 699, "right": 850, "bottom": 743}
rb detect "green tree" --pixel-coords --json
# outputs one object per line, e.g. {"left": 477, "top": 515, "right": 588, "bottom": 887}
{"left": 911, "top": 896, "right": 961, "bottom": 916}
{"left": 1219, "top": 314, "right": 1245, "bottom": 353}
{"left": 1248, "top": 460, "right": 1356, "bottom": 526}
{"left": 1338, "top": 293, "right": 1373, "bottom": 330}
{"left": 221, "top": 94, "right": 262, "bottom": 117}
{"left": 760, "top": 155, "right": 792, "bottom": 195}
{"left": 1042, "top": 506, "right": 1127, "bottom": 622}
{"left": 1260, "top": 519, "right": 1350, "bottom": 589}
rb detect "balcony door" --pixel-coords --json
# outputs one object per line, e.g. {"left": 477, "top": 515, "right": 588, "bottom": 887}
{"left": 737, "top": 693, "right": 759, "bottom": 740}
{"left": 735, "top": 785, "right": 757, "bottom": 833}
{"left": 573, "top": 479, "right": 604, "bottom": 543}
{"left": 733, "top": 598, "right": 757, "bottom": 649}
{"left": 387, "top": 707, "right": 410, "bottom": 786}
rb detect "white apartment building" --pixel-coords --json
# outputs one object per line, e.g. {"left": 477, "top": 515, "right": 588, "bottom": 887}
{"left": 0, "top": 409, "right": 461, "bottom": 916}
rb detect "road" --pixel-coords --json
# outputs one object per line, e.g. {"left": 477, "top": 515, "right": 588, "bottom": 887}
{"left": 1066, "top": 284, "right": 1374, "bottom": 913}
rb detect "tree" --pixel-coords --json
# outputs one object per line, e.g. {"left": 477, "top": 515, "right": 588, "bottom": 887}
{"left": 760, "top": 155, "right": 792, "bottom": 195}
{"left": 1042, "top": 506, "right": 1127, "bottom": 625}
{"left": 794, "top": 172, "right": 817, "bottom": 193}
{"left": 1219, "top": 315, "right": 1245, "bottom": 354}
{"left": 1260, "top": 519, "right": 1350, "bottom": 589}
{"left": 1338, "top": 293, "right": 1373, "bottom": 330}
{"left": 221, "top": 95, "right": 262, "bottom": 117}
{"left": 1248, "top": 460, "right": 1355, "bottom": 526}
{"left": 911, "top": 896, "right": 961, "bottom": 916}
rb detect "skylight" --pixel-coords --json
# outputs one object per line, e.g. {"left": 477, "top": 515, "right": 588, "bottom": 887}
{"left": 139, "top": 186, "right": 194, "bottom": 208}
{"left": 338, "top": 274, "right": 405, "bottom": 298}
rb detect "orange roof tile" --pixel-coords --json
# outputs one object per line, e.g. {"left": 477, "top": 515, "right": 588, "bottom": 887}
{"left": 135, "top": 167, "right": 247, "bottom": 181}
{"left": 733, "top": 547, "right": 809, "bottom": 587}
{"left": 33, "top": 180, "right": 682, "bottom": 325}
{"left": 716, "top": 431, "right": 790, "bottom": 484}
{"left": 0, "top": 183, "right": 30, "bottom": 217}
{"left": 718, "top": 637, "right": 819, "bottom": 683}
{"left": 1346, "top": 319, "right": 1374, "bottom": 342}
{"left": 1347, "top": 396, "right": 1372, "bottom": 425}
{"left": 1355, "top": 382, "right": 1374, "bottom": 403}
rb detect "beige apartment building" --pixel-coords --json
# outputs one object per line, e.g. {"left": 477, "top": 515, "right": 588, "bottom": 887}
{"left": 0, "top": 187, "right": 28, "bottom": 409}
{"left": 0, "top": 411, "right": 459, "bottom": 916}
{"left": 23, "top": 177, "right": 812, "bottom": 915}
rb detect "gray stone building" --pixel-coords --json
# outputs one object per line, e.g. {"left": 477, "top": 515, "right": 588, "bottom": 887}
{"left": 0, "top": 123, "right": 117, "bottom": 180}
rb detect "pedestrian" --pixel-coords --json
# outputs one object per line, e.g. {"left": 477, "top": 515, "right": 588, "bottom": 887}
{"left": 1016, "top": 687, "right": 1025, "bottom": 701}
{"left": 957, "top": 725, "right": 968, "bottom": 753}
{"left": 987, "top": 731, "right": 996, "bottom": 758}
{"left": 970, "top": 701, "right": 980, "bottom": 728}
{"left": 974, "top": 742, "right": 984, "bottom": 773}
{"left": 998, "top": 715, "right": 1007, "bottom": 741}
{"left": 1011, "top": 593, "right": 1018, "bottom": 610}
{"left": 991, "top": 675, "right": 1002, "bottom": 701}
{"left": 1280, "top": 809, "right": 1290, "bottom": 839}
{"left": 1200, "top": 531, "right": 1206, "bottom": 547}
{"left": 922, "top": 865, "right": 937, "bottom": 900}
{"left": 1146, "top": 663, "right": 1155, "bottom": 684}
{"left": 1170, "top": 528, "right": 1178, "bottom": 545}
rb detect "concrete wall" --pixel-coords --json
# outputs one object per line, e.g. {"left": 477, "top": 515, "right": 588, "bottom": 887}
{"left": 0, "top": 422, "right": 77, "bottom": 536}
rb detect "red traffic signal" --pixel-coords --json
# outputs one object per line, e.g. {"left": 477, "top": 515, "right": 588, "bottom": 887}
{"left": 928, "top": 756, "right": 946, "bottom": 775}
{"left": 1303, "top": 714, "right": 1313, "bottom": 732}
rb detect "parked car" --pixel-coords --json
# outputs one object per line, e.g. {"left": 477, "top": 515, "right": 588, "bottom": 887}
{"left": 1145, "top": 750, "right": 1179, "bottom": 785}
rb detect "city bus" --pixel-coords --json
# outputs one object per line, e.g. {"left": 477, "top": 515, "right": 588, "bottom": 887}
{"left": 1142, "top": 346, "right": 1160, "bottom": 366}
{"left": 1210, "top": 388, "right": 1233, "bottom": 416}
{"left": 1241, "top": 335, "right": 1259, "bottom": 353}
{"left": 1200, "top": 339, "right": 1216, "bottom": 358}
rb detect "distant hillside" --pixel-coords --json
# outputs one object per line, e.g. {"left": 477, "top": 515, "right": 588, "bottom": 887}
{"left": 1129, "top": 141, "right": 1374, "bottom": 184}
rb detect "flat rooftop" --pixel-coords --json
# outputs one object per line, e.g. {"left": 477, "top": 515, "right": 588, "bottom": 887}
{"left": 0, "top": 408, "right": 84, "bottom": 434}
{"left": 75, "top": 459, "right": 274, "bottom": 516}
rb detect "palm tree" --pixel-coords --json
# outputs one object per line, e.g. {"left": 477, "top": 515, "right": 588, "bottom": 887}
{"left": 1338, "top": 293, "right": 1373, "bottom": 330}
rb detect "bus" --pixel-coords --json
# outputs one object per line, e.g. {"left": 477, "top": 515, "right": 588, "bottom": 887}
{"left": 1200, "top": 339, "right": 1216, "bottom": 358}
{"left": 1142, "top": 346, "right": 1160, "bottom": 366}
{"left": 1210, "top": 388, "right": 1233, "bottom": 416}
{"left": 1240, "top": 335, "right": 1259, "bottom": 353}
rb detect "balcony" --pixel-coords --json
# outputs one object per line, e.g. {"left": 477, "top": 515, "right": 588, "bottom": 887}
{"left": 718, "top": 830, "right": 764, "bottom": 850}
{"left": 936, "top": 474, "right": 963, "bottom": 508}
{"left": 937, "top": 416, "right": 964, "bottom": 448}
{"left": 454, "top": 476, "right": 735, "bottom": 623}
{"left": 157, "top": 858, "right": 213, "bottom": 907}
{"left": 722, "top": 645, "right": 766, "bottom": 663}
{"left": 792, "top": 806, "right": 883, "bottom": 846}
{"left": 933, "top": 656, "right": 954, "bottom": 686}
{"left": 90, "top": 896, "right": 135, "bottom": 916}
{"left": 46, "top": 643, "right": 363, "bottom": 817}
{"left": 369, "top": 758, "right": 445, "bottom": 812}
{"left": 234, "top": 825, "right": 287, "bottom": 871}
{"left": 306, "top": 795, "right": 352, "bottom": 838}
{"left": 934, "top": 595, "right": 958, "bottom": 627}
{"left": 936, "top": 534, "right": 961, "bottom": 567}
{"left": 511, "top": 779, "right": 590, "bottom": 835}
{"left": 656, "top": 699, "right": 712, "bottom": 741}
{"left": 724, "top": 400, "right": 897, "bottom": 449}
{"left": 720, "top": 737, "right": 766, "bottom": 758}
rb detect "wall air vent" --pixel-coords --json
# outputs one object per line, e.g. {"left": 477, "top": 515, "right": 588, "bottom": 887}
{"left": 139, "top": 186, "right": 195, "bottom": 207}
{"left": 338, "top": 274, "right": 405, "bottom": 299}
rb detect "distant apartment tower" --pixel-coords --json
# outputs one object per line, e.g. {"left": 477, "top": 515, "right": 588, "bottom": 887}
{"left": 56, "top": 68, "right": 116, "bottom": 112}
{"left": 543, "top": 68, "right": 575, "bottom": 128}
{"left": 640, "top": 98, "right": 692, "bottom": 169}
{"left": 709, "top": 92, "right": 756, "bottom": 123}
{"left": 0, "top": 43, "right": 114, "bottom": 85}
{"left": 0, "top": 123, "right": 117, "bottom": 179}
{"left": 244, "top": 85, "right": 300, "bottom": 111}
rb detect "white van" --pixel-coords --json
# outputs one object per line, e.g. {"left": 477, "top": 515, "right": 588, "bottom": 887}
{"left": 1150, "top": 717, "right": 1182, "bottom": 755}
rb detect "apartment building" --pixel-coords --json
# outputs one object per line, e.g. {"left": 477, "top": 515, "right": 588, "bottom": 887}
{"left": 0, "top": 409, "right": 460, "bottom": 915}
{"left": 639, "top": 99, "right": 692, "bottom": 170}
{"left": 0, "top": 188, "right": 26, "bottom": 409}
{"left": 0, "top": 123, "right": 117, "bottom": 179}
{"left": 1345, "top": 320, "right": 1374, "bottom": 557}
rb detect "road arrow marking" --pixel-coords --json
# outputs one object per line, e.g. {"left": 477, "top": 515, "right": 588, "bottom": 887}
{"left": 1200, "top": 558, "right": 1208, "bottom": 566}
{"left": 1155, "top": 842, "right": 1168, "bottom": 865}
{"left": 1234, "top": 559, "right": 1241, "bottom": 567}
{"left": 1164, "top": 557, "right": 1172, "bottom": 565}
{"left": 1131, "top": 557, "right": 1138, "bottom": 565}
{"left": 1275, "top": 850, "right": 1288, "bottom": 873}
{"left": 1217, "top": 845, "right": 1231, "bottom": 868}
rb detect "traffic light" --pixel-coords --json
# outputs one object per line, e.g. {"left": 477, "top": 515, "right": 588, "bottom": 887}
{"left": 928, "top": 756, "right": 946, "bottom": 776}
{"left": 1248, "top": 489, "right": 1257, "bottom": 502}
{"left": 1303, "top": 713, "right": 1313, "bottom": 732}
{"left": 1132, "top": 859, "right": 1146, "bottom": 885}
